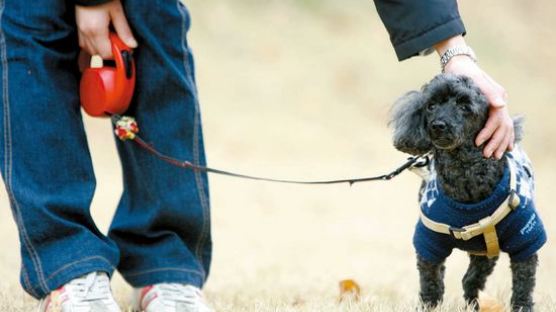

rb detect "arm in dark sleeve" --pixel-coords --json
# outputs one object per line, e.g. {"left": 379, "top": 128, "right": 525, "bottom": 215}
{"left": 74, "top": 0, "right": 113, "bottom": 6}
{"left": 374, "top": 0, "right": 466, "bottom": 61}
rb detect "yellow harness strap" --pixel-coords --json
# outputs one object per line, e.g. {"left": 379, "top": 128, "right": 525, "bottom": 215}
{"left": 419, "top": 157, "right": 520, "bottom": 258}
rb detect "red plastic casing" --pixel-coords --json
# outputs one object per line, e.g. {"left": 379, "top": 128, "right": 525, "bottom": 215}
{"left": 80, "top": 33, "right": 135, "bottom": 117}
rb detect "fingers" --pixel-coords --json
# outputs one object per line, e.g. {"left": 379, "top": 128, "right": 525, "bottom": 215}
{"left": 483, "top": 126, "right": 507, "bottom": 159}
{"left": 92, "top": 28, "right": 112, "bottom": 59}
{"left": 76, "top": 12, "right": 111, "bottom": 57}
{"left": 110, "top": 5, "right": 138, "bottom": 48}
{"left": 79, "top": 30, "right": 111, "bottom": 59}
{"left": 497, "top": 132, "right": 513, "bottom": 159}
{"left": 75, "top": 0, "right": 137, "bottom": 60}
{"left": 475, "top": 113, "right": 497, "bottom": 147}
{"left": 481, "top": 128, "right": 505, "bottom": 159}
{"left": 477, "top": 107, "right": 514, "bottom": 159}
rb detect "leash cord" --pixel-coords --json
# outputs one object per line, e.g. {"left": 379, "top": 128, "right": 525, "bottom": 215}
{"left": 112, "top": 115, "right": 429, "bottom": 186}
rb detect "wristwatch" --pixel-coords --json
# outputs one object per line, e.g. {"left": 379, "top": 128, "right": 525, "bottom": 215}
{"left": 440, "top": 46, "right": 477, "bottom": 72}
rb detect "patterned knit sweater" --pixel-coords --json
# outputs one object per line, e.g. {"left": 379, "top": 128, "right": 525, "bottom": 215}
{"left": 412, "top": 147, "right": 547, "bottom": 263}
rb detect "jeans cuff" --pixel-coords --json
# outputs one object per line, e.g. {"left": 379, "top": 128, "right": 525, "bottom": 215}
{"left": 26, "top": 256, "right": 116, "bottom": 299}
{"left": 121, "top": 267, "right": 205, "bottom": 288}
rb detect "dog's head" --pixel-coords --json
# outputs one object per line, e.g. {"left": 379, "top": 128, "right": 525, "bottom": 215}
{"left": 389, "top": 74, "right": 522, "bottom": 155}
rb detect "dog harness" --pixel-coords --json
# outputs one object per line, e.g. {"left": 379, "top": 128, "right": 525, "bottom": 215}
{"left": 411, "top": 147, "right": 546, "bottom": 263}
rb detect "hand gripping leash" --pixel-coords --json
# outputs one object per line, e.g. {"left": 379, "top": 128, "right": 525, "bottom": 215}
{"left": 80, "top": 33, "right": 135, "bottom": 117}
{"left": 81, "top": 34, "right": 428, "bottom": 186}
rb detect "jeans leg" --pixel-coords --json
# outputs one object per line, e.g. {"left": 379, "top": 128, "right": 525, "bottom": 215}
{"left": 0, "top": 0, "right": 119, "bottom": 299}
{"left": 109, "top": 0, "right": 211, "bottom": 288}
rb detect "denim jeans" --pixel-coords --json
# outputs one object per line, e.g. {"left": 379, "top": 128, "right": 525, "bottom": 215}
{"left": 0, "top": 0, "right": 211, "bottom": 299}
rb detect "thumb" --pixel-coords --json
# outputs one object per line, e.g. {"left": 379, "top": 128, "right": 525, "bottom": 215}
{"left": 110, "top": 7, "right": 138, "bottom": 48}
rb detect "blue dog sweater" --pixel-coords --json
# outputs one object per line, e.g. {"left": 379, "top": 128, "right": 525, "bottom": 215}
{"left": 413, "top": 147, "right": 547, "bottom": 263}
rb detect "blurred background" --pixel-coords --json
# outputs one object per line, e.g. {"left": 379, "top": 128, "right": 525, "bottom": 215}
{"left": 1, "top": 0, "right": 555, "bottom": 311}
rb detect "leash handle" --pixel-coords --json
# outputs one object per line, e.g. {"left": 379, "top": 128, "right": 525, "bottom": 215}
{"left": 80, "top": 33, "right": 136, "bottom": 117}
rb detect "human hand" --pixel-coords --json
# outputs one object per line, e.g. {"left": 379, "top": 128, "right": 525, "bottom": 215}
{"left": 75, "top": 0, "right": 137, "bottom": 59}
{"left": 436, "top": 36, "right": 513, "bottom": 160}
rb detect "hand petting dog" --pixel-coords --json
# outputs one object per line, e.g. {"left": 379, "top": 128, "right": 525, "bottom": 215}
{"left": 435, "top": 35, "right": 514, "bottom": 160}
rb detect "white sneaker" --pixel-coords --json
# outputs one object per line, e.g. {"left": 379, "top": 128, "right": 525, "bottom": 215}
{"left": 37, "top": 271, "right": 121, "bottom": 312}
{"left": 131, "top": 284, "right": 213, "bottom": 312}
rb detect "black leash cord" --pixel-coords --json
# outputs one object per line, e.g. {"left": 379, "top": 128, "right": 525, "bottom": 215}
{"left": 112, "top": 114, "right": 429, "bottom": 186}
{"left": 133, "top": 136, "right": 427, "bottom": 186}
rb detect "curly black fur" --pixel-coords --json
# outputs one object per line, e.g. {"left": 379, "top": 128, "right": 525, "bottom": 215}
{"left": 511, "top": 254, "right": 538, "bottom": 312}
{"left": 417, "top": 256, "right": 445, "bottom": 309}
{"left": 390, "top": 74, "right": 524, "bottom": 203}
{"left": 462, "top": 255, "right": 498, "bottom": 309}
{"left": 390, "top": 74, "right": 537, "bottom": 311}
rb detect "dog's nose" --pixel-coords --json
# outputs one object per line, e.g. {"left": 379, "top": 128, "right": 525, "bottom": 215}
{"left": 431, "top": 120, "right": 447, "bottom": 132}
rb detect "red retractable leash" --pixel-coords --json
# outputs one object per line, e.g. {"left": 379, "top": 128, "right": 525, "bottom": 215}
{"left": 80, "top": 33, "right": 136, "bottom": 117}
{"left": 79, "top": 34, "right": 428, "bottom": 185}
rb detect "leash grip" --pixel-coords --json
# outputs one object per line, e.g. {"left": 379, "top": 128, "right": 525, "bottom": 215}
{"left": 80, "top": 33, "right": 136, "bottom": 117}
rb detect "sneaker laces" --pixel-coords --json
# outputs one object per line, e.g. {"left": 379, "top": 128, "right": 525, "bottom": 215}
{"left": 64, "top": 272, "right": 113, "bottom": 304}
{"left": 157, "top": 284, "right": 209, "bottom": 308}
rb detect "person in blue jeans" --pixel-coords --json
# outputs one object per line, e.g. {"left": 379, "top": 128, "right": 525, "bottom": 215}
{"left": 0, "top": 0, "right": 514, "bottom": 311}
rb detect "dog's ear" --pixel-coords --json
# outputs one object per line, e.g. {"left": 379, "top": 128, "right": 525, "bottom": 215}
{"left": 389, "top": 91, "right": 432, "bottom": 155}
{"left": 513, "top": 116, "right": 525, "bottom": 143}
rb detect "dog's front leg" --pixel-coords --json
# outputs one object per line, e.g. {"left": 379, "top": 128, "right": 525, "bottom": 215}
{"left": 417, "top": 256, "right": 446, "bottom": 310}
{"left": 462, "top": 254, "right": 498, "bottom": 310}
{"left": 510, "top": 253, "right": 538, "bottom": 312}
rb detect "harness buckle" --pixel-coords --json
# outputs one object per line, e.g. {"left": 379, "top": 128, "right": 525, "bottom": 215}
{"left": 450, "top": 226, "right": 478, "bottom": 241}
{"left": 449, "top": 227, "right": 465, "bottom": 239}
{"left": 508, "top": 190, "right": 521, "bottom": 210}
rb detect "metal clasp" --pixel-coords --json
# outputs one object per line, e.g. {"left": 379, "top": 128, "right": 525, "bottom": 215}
{"left": 449, "top": 227, "right": 465, "bottom": 240}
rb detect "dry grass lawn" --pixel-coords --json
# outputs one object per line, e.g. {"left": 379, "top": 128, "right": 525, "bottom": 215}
{"left": 1, "top": 1, "right": 555, "bottom": 311}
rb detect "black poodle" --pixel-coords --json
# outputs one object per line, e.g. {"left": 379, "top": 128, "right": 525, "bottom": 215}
{"left": 389, "top": 74, "right": 546, "bottom": 312}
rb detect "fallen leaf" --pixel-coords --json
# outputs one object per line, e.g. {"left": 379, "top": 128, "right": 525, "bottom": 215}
{"left": 338, "top": 279, "right": 361, "bottom": 302}
{"left": 479, "top": 292, "right": 505, "bottom": 312}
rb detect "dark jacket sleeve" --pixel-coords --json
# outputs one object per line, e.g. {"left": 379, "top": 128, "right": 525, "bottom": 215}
{"left": 74, "top": 0, "right": 113, "bottom": 6}
{"left": 374, "top": 0, "right": 466, "bottom": 61}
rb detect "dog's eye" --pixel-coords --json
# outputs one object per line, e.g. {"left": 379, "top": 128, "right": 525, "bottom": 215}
{"left": 427, "top": 103, "right": 437, "bottom": 111}
{"left": 456, "top": 95, "right": 471, "bottom": 104}
{"left": 458, "top": 104, "right": 472, "bottom": 113}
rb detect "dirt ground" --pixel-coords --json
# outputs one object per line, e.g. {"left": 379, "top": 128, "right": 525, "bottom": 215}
{"left": 1, "top": 1, "right": 555, "bottom": 311}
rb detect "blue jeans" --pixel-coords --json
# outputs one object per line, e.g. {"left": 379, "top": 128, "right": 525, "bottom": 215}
{"left": 0, "top": 0, "right": 211, "bottom": 299}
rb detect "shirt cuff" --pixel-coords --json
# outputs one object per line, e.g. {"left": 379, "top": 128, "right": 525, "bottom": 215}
{"left": 74, "top": 0, "right": 113, "bottom": 6}
{"left": 418, "top": 47, "right": 436, "bottom": 57}
{"left": 394, "top": 17, "right": 466, "bottom": 61}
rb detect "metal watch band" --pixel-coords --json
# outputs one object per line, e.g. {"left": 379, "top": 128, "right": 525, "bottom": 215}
{"left": 440, "top": 46, "right": 477, "bottom": 72}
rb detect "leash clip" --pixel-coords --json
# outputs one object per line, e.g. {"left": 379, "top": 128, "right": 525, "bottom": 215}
{"left": 384, "top": 153, "right": 431, "bottom": 180}
{"left": 413, "top": 153, "right": 431, "bottom": 168}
